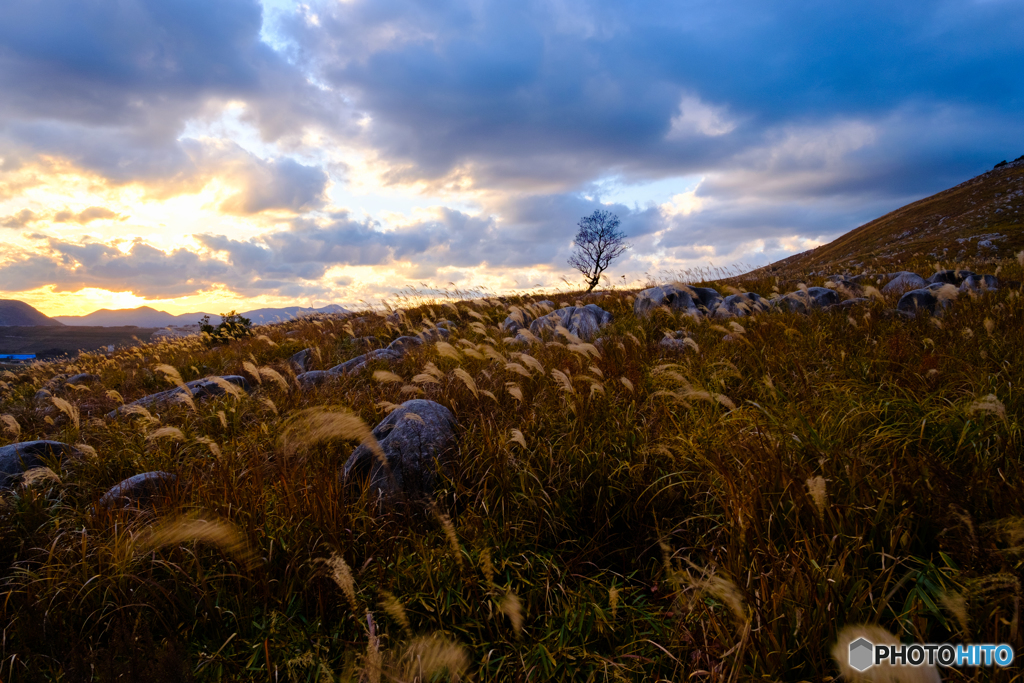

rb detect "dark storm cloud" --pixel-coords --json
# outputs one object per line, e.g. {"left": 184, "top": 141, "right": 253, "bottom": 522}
{"left": 277, "top": 0, "right": 1024, "bottom": 192}
{"left": 0, "top": 0, "right": 346, "bottom": 190}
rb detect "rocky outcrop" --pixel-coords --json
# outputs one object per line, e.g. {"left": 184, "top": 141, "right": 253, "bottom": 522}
{"left": 342, "top": 399, "right": 457, "bottom": 501}
{"left": 96, "top": 472, "right": 178, "bottom": 510}
{"left": 0, "top": 440, "right": 79, "bottom": 489}
{"left": 108, "top": 376, "right": 251, "bottom": 418}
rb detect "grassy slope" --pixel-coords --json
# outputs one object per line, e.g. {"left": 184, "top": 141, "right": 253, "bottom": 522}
{"left": 763, "top": 160, "right": 1024, "bottom": 279}
{"left": 0, "top": 270, "right": 1022, "bottom": 681}
{"left": 1, "top": 165, "right": 1024, "bottom": 681}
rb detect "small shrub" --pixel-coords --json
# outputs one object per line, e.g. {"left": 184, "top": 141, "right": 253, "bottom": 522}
{"left": 198, "top": 311, "right": 253, "bottom": 344}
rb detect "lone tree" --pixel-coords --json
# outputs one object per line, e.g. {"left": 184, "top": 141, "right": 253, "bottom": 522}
{"left": 567, "top": 209, "right": 631, "bottom": 292}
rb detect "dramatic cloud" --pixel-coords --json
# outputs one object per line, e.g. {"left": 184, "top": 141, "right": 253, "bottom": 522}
{"left": 1, "top": 209, "right": 37, "bottom": 229}
{"left": 0, "top": 0, "right": 1021, "bottom": 313}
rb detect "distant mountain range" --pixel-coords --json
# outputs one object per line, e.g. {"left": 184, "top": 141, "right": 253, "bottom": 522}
{"left": 0, "top": 303, "right": 351, "bottom": 328}
{"left": 0, "top": 300, "right": 65, "bottom": 326}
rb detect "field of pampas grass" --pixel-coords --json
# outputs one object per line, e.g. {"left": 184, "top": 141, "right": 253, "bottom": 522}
{"left": 1, "top": 257, "right": 1024, "bottom": 681}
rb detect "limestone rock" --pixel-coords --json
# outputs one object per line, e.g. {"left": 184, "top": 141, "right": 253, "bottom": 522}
{"left": 502, "top": 302, "right": 555, "bottom": 334}
{"left": 108, "top": 376, "right": 251, "bottom": 418}
{"left": 927, "top": 269, "right": 975, "bottom": 286}
{"left": 328, "top": 348, "right": 404, "bottom": 377}
{"left": 633, "top": 284, "right": 702, "bottom": 318}
{"left": 959, "top": 274, "right": 999, "bottom": 292}
{"left": 832, "top": 280, "right": 863, "bottom": 297}
{"left": 289, "top": 348, "right": 313, "bottom": 373}
{"left": 882, "top": 272, "right": 928, "bottom": 295}
{"left": 295, "top": 370, "right": 329, "bottom": 389}
{"left": 772, "top": 287, "right": 839, "bottom": 313}
{"left": 0, "top": 440, "right": 78, "bottom": 489}
{"left": 659, "top": 330, "right": 695, "bottom": 352}
{"left": 896, "top": 289, "right": 948, "bottom": 317}
{"left": 528, "top": 304, "right": 612, "bottom": 341}
{"left": 342, "top": 399, "right": 457, "bottom": 501}
{"left": 807, "top": 287, "right": 841, "bottom": 307}
{"left": 96, "top": 471, "right": 178, "bottom": 510}
{"left": 714, "top": 292, "right": 769, "bottom": 318}
{"left": 828, "top": 297, "right": 869, "bottom": 310}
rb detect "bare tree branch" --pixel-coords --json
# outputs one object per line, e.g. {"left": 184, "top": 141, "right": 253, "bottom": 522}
{"left": 567, "top": 210, "right": 631, "bottom": 292}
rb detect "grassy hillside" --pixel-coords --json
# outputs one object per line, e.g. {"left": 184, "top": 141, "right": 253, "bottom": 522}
{"left": 1, "top": 250, "right": 1023, "bottom": 680}
{"left": 0, "top": 300, "right": 64, "bottom": 327}
{"left": 763, "top": 158, "right": 1024, "bottom": 279}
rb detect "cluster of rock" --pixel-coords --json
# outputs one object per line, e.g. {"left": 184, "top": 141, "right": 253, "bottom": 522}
{"left": 876, "top": 269, "right": 1001, "bottom": 317}
{"left": 502, "top": 301, "right": 613, "bottom": 341}
{"left": 634, "top": 268, "right": 1003, "bottom": 323}
{"left": 33, "top": 372, "right": 101, "bottom": 403}
{"left": 633, "top": 283, "right": 840, "bottom": 319}
{"left": 295, "top": 325, "right": 453, "bottom": 389}
{"left": 1, "top": 439, "right": 179, "bottom": 510}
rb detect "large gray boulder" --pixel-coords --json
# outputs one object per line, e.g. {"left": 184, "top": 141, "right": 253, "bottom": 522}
{"left": 807, "top": 287, "right": 841, "bottom": 307}
{"left": 897, "top": 288, "right": 950, "bottom": 317}
{"left": 0, "top": 440, "right": 79, "bottom": 489}
{"left": 297, "top": 329, "right": 448, "bottom": 389}
{"left": 528, "top": 304, "right": 612, "bottom": 341}
{"left": 96, "top": 471, "right": 178, "bottom": 510}
{"left": 690, "top": 287, "right": 724, "bottom": 313}
{"left": 959, "top": 274, "right": 999, "bottom": 292}
{"left": 329, "top": 348, "right": 403, "bottom": 377}
{"left": 342, "top": 399, "right": 457, "bottom": 501}
{"left": 714, "top": 292, "right": 769, "bottom": 318}
{"left": 295, "top": 370, "right": 329, "bottom": 389}
{"left": 108, "top": 376, "right": 251, "bottom": 418}
{"left": 927, "top": 269, "right": 975, "bottom": 286}
{"left": 289, "top": 348, "right": 313, "bottom": 373}
{"left": 882, "top": 272, "right": 928, "bottom": 294}
{"left": 502, "top": 302, "right": 555, "bottom": 334}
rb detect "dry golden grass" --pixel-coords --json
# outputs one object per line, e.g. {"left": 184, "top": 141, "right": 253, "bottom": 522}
{"left": 1, "top": 253, "right": 1023, "bottom": 680}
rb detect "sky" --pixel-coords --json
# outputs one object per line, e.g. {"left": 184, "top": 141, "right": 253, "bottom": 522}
{"left": 0, "top": 0, "right": 1021, "bottom": 316}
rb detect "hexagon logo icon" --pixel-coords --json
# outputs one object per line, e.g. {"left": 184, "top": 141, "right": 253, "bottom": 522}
{"left": 849, "top": 637, "right": 874, "bottom": 672}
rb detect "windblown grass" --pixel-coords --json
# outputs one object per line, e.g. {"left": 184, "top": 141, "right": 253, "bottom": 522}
{"left": 0, "top": 254, "right": 1023, "bottom": 681}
